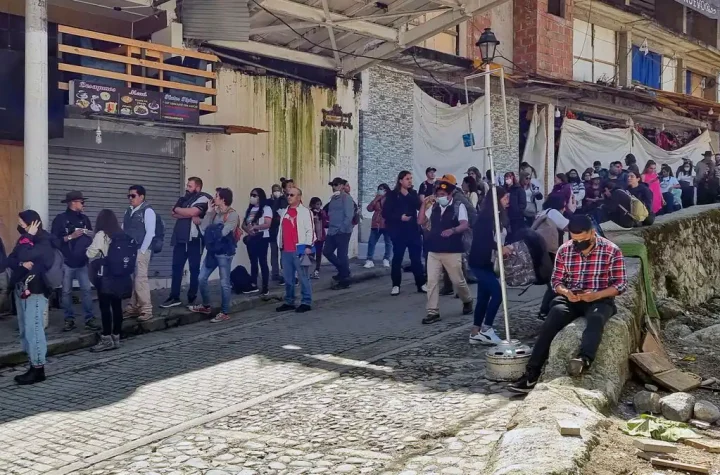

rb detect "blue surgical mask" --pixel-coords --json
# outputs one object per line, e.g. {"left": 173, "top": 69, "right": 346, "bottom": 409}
{"left": 437, "top": 196, "right": 450, "bottom": 207}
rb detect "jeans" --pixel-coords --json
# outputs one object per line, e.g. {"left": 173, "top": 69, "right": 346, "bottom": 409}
{"left": 246, "top": 237, "right": 270, "bottom": 292}
{"left": 99, "top": 293, "right": 123, "bottom": 336}
{"left": 270, "top": 237, "right": 281, "bottom": 279}
{"left": 526, "top": 296, "right": 616, "bottom": 377}
{"left": 471, "top": 267, "right": 502, "bottom": 327}
{"left": 169, "top": 239, "right": 202, "bottom": 302}
{"left": 366, "top": 228, "right": 392, "bottom": 261}
{"left": 323, "top": 233, "right": 352, "bottom": 281}
{"left": 62, "top": 264, "right": 94, "bottom": 321}
{"left": 390, "top": 230, "right": 425, "bottom": 288}
{"left": 661, "top": 191, "right": 678, "bottom": 215}
{"left": 199, "top": 254, "right": 233, "bottom": 314}
{"left": 282, "top": 251, "right": 312, "bottom": 306}
{"left": 15, "top": 291, "right": 48, "bottom": 366}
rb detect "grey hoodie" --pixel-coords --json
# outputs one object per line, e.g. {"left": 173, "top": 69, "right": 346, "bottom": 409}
{"left": 327, "top": 191, "right": 354, "bottom": 235}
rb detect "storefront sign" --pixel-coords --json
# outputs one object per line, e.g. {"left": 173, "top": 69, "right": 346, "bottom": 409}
{"left": 69, "top": 80, "right": 200, "bottom": 125}
{"left": 321, "top": 104, "right": 353, "bottom": 129}
{"left": 680, "top": 0, "right": 718, "bottom": 19}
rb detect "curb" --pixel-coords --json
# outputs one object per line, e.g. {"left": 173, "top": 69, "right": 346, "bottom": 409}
{"left": 0, "top": 265, "right": 394, "bottom": 368}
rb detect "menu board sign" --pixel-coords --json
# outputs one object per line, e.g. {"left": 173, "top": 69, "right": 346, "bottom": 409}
{"left": 69, "top": 80, "right": 200, "bottom": 125}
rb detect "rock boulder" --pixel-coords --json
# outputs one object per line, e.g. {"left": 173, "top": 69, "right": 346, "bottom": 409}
{"left": 664, "top": 321, "right": 693, "bottom": 340}
{"left": 657, "top": 298, "right": 686, "bottom": 321}
{"left": 694, "top": 400, "right": 720, "bottom": 423}
{"left": 660, "top": 393, "right": 696, "bottom": 422}
{"left": 634, "top": 391, "right": 662, "bottom": 414}
{"left": 683, "top": 324, "right": 720, "bottom": 346}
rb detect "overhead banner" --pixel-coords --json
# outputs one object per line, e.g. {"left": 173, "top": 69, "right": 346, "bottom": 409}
{"left": 557, "top": 118, "right": 711, "bottom": 174}
{"left": 680, "top": 0, "right": 719, "bottom": 20}
{"left": 412, "top": 85, "right": 486, "bottom": 182}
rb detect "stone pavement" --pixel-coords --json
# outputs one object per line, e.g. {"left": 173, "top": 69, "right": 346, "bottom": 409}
{"left": 0, "top": 277, "right": 544, "bottom": 475}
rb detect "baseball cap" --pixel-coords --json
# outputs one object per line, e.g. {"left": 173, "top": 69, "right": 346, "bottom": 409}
{"left": 425, "top": 166, "right": 437, "bottom": 174}
{"left": 328, "top": 177, "right": 347, "bottom": 187}
{"left": 439, "top": 174, "right": 457, "bottom": 185}
{"left": 436, "top": 181, "right": 456, "bottom": 193}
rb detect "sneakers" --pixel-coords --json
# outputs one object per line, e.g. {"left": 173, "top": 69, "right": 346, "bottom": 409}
{"left": 137, "top": 314, "right": 153, "bottom": 322}
{"left": 111, "top": 334, "right": 121, "bottom": 349}
{"left": 261, "top": 289, "right": 270, "bottom": 297}
{"left": 14, "top": 366, "right": 45, "bottom": 385}
{"left": 469, "top": 327, "right": 502, "bottom": 345}
{"left": 243, "top": 285, "right": 260, "bottom": 294}
{"left": 91, "top": 335, "right": 115, "bottom": 352}
{"left": 568, "top": 356, "right": 591, "bottom": 377}
{"left": 276, "top": 303, "right": 296, "bottom": 312}
{"left": 160, "top": 297, "right": 182, "bottom": 308}
{"left": 422, "top": 313, "right": 441, "bottom": 324}
{"left": 462, "top": 301, "right": 473, "bottom": 315}
{"left": 295, "top": 304, "right": 312, "bottom": 313}
{"left": 210, "top": 313, "right": 230, "bottom": 323}
{"left": 418, "top": 284, "right": 428, "bottom": 294}
{"left": 508, "top": 373, "right": 538, "bottom": 394}
{"left": 189, "top": 305, "right": 212, "bottom": 315}
{"left": 85, "top": 317, "right": 101, "bottom": 331}
{"left": 63, "top": 320, "right": 76, "bottom": 332}
{"left": 363, "top": 260, "right": 375, "bottom": 269}
{"left": 390, "top": 286, "right": 400, "bottom": 296}
{"left": 383, "top": 259, "right": 390, "bottom": 268}
{"left": 311, "top": 270, "right": 320, "bottom": 280}
{"left": 331, "top": 281, "right": 351, "bottom": 290}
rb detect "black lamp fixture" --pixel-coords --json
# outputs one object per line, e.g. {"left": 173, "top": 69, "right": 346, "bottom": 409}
{"left": 476, "top": 28, "right": 500, "bottom": 64}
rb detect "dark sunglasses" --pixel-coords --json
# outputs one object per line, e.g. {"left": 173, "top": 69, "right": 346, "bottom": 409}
{"left": 287, "top": 193, "right": 298, "bottom": 197}
{"left": 127, "top": 194, "right": 138, "bottom": 199}
{"left": 73, "top": 200, "right": 85, "bottom": 205}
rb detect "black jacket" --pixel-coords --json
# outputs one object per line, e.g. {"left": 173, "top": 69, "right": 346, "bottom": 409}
{"left": 51, "top": 209, "right": 93, "bottom": 268}
{"left": 270, "top": 195, "right": 288, "bottom": 239}
{"left": 468, "top": 214, "right": 498, "bottom": 270}
{"left": 506, "top": 184, "right": 527, "bottom": 221}
{"left": 171, "top": 191, "right": 212, "bottom": 245}
{"left": 7, "top": 229, "right": 55, "bottom": 295}
{"left": 383, "top": 188, "right": 421, "bottom": 234}
{"left": 628, "top": 183, "right": 654, "bottom": 215}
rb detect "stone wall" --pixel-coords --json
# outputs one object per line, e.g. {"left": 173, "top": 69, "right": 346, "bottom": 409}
{"left": 490, "top": 93, "right": 521, "bottom": 176}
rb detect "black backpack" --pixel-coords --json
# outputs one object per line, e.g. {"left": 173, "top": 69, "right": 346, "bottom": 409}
{"left": 230, "top": 265, "right": 254, "bottom": 294}
{"left": 106, "top": 233, "right": 138, "bottom": 277}
{"left": 151, "top": 215, "right": 165, "bottom": 254}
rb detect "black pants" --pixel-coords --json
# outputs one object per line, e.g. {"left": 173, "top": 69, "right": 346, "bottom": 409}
{"left": 99, "top": 293, "right": 123, "bottom": 336}
{"left": 315, "top": 240, "right": 324, "bottom": 272}
{"left": 170, "top": 239, "right": 203, "bottom": 302}
{"left": 246, "top": 237, "right": 270, "bottom": 292}
{"left": 527, "top": 296, "right": 616, "bottom": 377}
{"left": 539, "top": 253, "right": 557, "bottom": 316}
{"left": 324, "top": 233, "right": 352, "bottom": 281}
{"left": 680, "top": 184, "right": 694, "bottom": 209}
{"left": 269, "top": 235, "right": 281, "bottom": 279}
{"left": 391, "top": 230, "right": 424, "bottom": 288}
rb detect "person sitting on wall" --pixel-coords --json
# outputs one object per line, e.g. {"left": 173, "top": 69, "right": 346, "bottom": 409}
{"left": 509, "top": 214, "right": 627, "bottom": 394}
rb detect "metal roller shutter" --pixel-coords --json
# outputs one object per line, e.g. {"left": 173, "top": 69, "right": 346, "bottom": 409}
{"left": 49, "top": 125, "right": 184, "bottom": 279}
{"left": 181, "top": 0, "right": 250, "bottom": 42}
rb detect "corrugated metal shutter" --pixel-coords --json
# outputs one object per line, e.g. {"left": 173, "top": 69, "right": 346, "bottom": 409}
{"left": 49, "top": 126, "right": 184, "bottom": 279}
{"left": 182, "top": 0, "right": 250, "bottom": 42}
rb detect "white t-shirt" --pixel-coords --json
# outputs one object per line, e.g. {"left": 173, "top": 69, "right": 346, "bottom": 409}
{"left": 538, "top": 209, "right": 569, "bottom": 231}
{"left": 660, "top": 176, "right": 680, "bottom": 193}
{"left": 677, "top": 168, "right": 695, "bottom": 185}
{"left": 246, "top": 205, "right": 273, "bottom": 238}
{"left": 425, "top": 201, "right": 468, "bottom": 222}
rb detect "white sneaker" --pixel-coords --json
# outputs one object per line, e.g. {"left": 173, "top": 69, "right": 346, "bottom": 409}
{"left": 391, "top": 286, "right": 400, "bottom": 296}
{"left": 469, "top": 328, "right": 502, "bottom": 345}
{"left": 383, "top": 259, "right": 390, "bottom": 268}
{"left": 364, "top": 260, "right": 375, "bottom": 269}
{"left": 420, "top": 284, "right": 428, "bottom": 293}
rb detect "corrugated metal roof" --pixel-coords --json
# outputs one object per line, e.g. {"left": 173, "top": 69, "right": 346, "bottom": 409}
{"left": 182, "top": 0, "right": 251, "bottom": 42}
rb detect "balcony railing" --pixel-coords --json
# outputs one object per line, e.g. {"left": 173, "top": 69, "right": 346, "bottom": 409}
{"left": 56, "top": 25, "right": 219, "bottom": 114}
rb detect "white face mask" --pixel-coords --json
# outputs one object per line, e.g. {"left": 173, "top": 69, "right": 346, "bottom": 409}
{"left": 332, "top": 190, "right": 341, "bottom": 196}
{"left": 437, "top": 196, "right": 450, "bottom": 207}
{"left": 377, "top": 189, "right": 385, "bottom": 196}
{"left": 505, "top": 180, "right": 513, "bottom": 186}
{"left": 250, "top": 196, "right": 258, "bottom": 206}
{"left": 273, "top": 191, "right": 282, "bottom": 199}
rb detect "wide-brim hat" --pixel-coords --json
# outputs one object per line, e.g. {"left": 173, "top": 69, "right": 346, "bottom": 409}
{"left": 440, "top": 173, "right": 457, "bottom": 185}
{"left": 62, "top": 191, "right": 87, "bottom": 203}
{"left": 703, "top": 151, "right": 713, "bottom": 157}
{"left": 328, "top": 177, "right": 347, "bottom": 187}
{"left": 436, "top": 181, "right": 456, "bottom": 193}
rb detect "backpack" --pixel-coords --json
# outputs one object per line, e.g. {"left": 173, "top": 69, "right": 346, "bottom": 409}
{"left": 43, "top": 248, "right": 64, "bottom": 289}
{"left": 620, "top": 191, "right": 649, "bottom": 222}
{"left": 531, "top": 212, "right": 560, "bottom": 253}
{"left": 351, "top": 199, "right": 361, "bottom": 226}
{"left": 106, "top": 233, "right": 138, "bottom": 277}
{"left": 501, "top": 240, "right": 537, "bottom": 287}
{"left": 230, "top": 265, "right": 254, "bottom": 294}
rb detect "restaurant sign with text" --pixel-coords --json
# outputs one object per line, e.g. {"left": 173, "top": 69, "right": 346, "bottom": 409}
{"left": 69, "top": 80, "right": 200, "bottom": 125}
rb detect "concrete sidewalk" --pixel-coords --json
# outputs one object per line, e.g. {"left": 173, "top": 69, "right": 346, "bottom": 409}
{"left": 0, "top": 258, "right": 394, "bottom": 367}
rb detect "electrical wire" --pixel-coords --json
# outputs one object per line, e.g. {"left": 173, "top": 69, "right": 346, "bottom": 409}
{"left": 573, "top": 0, "right": 593, "bottom": 67}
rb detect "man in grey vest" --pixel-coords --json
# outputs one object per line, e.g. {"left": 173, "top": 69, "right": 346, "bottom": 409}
{"left": 123, "top": 185, "right": 156, "bottom": 321}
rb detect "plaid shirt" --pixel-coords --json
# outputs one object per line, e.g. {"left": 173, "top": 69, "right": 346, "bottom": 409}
{"left": 551, "top": 236, "right": 627, "bottom": 294}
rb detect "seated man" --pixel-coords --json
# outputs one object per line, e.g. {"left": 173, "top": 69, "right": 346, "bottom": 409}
{"left": 509, "top": 215, "right": 627, "bottom": 394}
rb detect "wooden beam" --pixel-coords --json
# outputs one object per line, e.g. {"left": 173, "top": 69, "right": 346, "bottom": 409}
{"left": 58, "top": 45, "right": 217, "bottom": 79}
{"left": 57, "top": 25, "right": 220, "bottom": 62}
{"left": 57, "top": 64, "right": 217, "bottom": 95}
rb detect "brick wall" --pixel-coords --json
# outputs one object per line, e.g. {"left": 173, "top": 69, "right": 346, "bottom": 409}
{"left": 514, "top": 0, "right": 573, "bottom": 78}
{"left": 358, "top": 66, "right": 414, "bottom": 240}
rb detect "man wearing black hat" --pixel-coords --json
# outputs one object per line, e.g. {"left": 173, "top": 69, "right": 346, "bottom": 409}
{"left": 418, "top": 167, "right": 437, "bottom": 201}
{"left": 51, "top": 191, "right": 98, "bottom": 332}
{"left": 324, "top": 177, "right": 355, "bottom": 289}
{"left": 696, "top": 151, "right": 719, "bottom": 205}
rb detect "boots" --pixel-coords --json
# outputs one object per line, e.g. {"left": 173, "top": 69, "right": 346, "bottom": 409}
{"left": 111, "top": 334, "right": 121, "bottom": 349}
{"left": 14, "top": 366, "right": 46, "bottom": 385}
{"left": 91, "top": 335, "right": 114, "bottom": 352}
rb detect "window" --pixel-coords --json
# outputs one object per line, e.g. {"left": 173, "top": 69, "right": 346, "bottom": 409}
{"left": 548, "top": 0, "right": 565, "bottom": 17}
{"left": 572, "top": 20, "right": 616, "bottom": 83}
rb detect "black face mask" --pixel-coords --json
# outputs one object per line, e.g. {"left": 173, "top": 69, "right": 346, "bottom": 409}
{"left": 17, "top": 225, "right": 25, "bottom": 235}
{"left": 572, "top": 238, "right": 593, "bottom": 253}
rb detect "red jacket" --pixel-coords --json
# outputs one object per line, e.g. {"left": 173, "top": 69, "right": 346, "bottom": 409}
{"left": 366, "top": 196, "right": 386, "bottom": 229}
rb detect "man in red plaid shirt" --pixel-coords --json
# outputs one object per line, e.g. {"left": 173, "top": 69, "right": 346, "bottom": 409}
{"left": 510, "top": 214, "right": 627, "bottom": 394}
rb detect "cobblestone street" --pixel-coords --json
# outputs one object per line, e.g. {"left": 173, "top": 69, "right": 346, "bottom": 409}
{"left": 0, "top": 278, "right": 544, "bottom": 475}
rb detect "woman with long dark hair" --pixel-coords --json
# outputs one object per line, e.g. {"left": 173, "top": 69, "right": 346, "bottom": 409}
{"left": 468, "top": 187, "right": 509, "bottom": 345}
{"left": 382, "top": 170, "right": 426, "bottom": 296}
{"left": 503, "top": 171, "right": 527, "bottom": 242}
{"left": 676, "top": 158, "right": 695, "bottom": 208}
{"left": 7, "top": 210, "right": 55, "bottom": 384}
{"left": 87, "top": 209, "right": 133, "bottom": 352}
{"left": 364, "top": 183, "right": 393, "bottom": 268}
{"left": 566, "top": 169, "right": 586, "bottom": 210}
{"left": 242, "top": 188, "right": 273, "bottom": 295}
{"left": 641, "top": 160, "right": 663, "bottom": 215}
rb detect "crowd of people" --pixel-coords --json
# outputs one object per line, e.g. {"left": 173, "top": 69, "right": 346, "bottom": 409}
{"left": 7, "top": 149, "right": 719, "bottom": 389}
